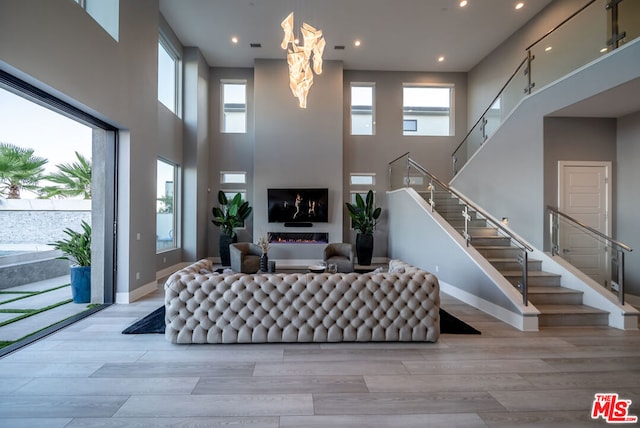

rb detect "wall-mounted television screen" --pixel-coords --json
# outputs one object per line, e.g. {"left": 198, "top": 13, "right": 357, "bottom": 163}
{"left": 268, "top": 188, "right": 329, "bottom": 223}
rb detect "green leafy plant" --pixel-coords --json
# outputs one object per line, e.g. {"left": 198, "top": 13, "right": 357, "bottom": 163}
{"left": 49, "top": 220, "right": 91, "bottom": 266}
{"left": 39, "top": 151, "right": 92, "bottom": 199}
{"left": 345, "top": 190, "right": 382, "bottom": 235}
{"left": 0, "top": 143, "right": 47, "bottom": 199}
{"left": 211, "top": 191, "right": 252, "bottom": 238}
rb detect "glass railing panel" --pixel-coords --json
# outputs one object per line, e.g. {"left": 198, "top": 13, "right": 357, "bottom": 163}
{"left": 529, "top": 0, "right": 609, "bottom": 93}
{"left": 499, "top": 60, "right": 529, "bottom": 116}
{"left": 388, "top": 153, "right": 409, "bottom": 190}
{"left": 452, "top": 122, "right": 484, "bottom": 175}
{"left": 554, "top": 214, "right": 612, "bottom": 288}
{"left": 406, "top": 164, "right": 428, "bottom": 195}
{"left": 618, "top": 0, "right": 640, "bottom": 47}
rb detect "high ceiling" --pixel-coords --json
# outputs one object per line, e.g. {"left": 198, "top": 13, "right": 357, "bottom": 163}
{"left": 159, "top": 0, "right": 553, "bottom": 72}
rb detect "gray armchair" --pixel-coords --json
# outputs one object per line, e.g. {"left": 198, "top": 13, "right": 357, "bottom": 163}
{"left": 323, "top": 243, "right": 354, "bottom": 273}
{"left": 230, "top": 243, "right": 262, "bottom": 274}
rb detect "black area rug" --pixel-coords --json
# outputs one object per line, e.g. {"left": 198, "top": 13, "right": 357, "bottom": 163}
{"left": 122, "top": 306, "right": 481, "bottom": 335}
{"left": 121, "top": 306, "right": 166, "bottom": 334}
{"left": 439, "top": 308, "right": 481, "bottom": 335}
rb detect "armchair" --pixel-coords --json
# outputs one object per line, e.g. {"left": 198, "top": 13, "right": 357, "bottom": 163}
{"left": 323, "top": 242, "right": 354, "bottom": 273}
{"left": 229, "top": 243, "right": 262, "bottom": 274}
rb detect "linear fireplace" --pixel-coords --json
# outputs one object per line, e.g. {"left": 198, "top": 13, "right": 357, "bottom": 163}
{"left": 269, "top": 232, "right": 328, "bottom": 244}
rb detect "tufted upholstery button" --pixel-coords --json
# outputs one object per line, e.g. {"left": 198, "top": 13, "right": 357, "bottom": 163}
{"left": 165, "top": 259, "right": 440, "bottom": 344}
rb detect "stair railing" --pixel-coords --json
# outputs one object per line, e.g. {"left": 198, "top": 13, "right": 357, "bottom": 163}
{"left": 452, "top": 0, "right": 639, "bottom": 176}
{"left": 390, "top": 152, "right": 533, "bottom": 306}
{"left": 547, "top": 205, "right": 633, "bottom": 305}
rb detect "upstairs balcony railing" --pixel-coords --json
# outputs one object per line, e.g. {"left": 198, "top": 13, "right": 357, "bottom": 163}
{"left": 452, "top": 0, "right": 639, "bottom": 176}
{"left": 548, "top": 206, "right": 633, "bottom": 305}
{"left": 390, "top": 152, "right": 533, "bottom": 306}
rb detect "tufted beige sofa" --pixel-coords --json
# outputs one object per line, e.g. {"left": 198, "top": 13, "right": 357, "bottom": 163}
{"left": 164, "top": 258, "right": 440, "bottom": 344}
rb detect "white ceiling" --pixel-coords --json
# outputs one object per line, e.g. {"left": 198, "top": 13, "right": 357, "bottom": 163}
{"left": 159, "top": 0, "right": 553, "bottom": 72}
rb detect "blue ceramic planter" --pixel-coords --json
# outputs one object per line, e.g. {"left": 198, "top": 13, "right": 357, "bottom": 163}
{"left": 70, "top": 266, "right": 91, "bottom": 303}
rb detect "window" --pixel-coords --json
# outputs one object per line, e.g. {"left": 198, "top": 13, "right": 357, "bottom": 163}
{"left": 351, "top": 83, "right": 375, "bottom": 135}
{"left": 74, "top": 0, "right": 119, "bottom": 41}
{"left": 158, "top": 36, "right": 180, "bottom": 114}
{"left": 220, "top": 171, "right": 247, "bottom": 184}
{"left": 403, "top": 85, "right": 453, "bottom": 136}
{"left": 157, "top": 159, "right": 178, "bottom": 252}
{"left": 221, "top": 81, "right": 247, "bottom": 133}
{"left": 350, "top": 173, "right": 376, "bottom": 186}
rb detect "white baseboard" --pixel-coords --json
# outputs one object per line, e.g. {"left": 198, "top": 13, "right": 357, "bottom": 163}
{"left": 156, "top": 262, "right": 190, "bottom": 280}
{"left": 116, "top": 280, "right": 158, "bottom": 304}
{"left": 116, "top": 262, "right": 190, "bottom": 304}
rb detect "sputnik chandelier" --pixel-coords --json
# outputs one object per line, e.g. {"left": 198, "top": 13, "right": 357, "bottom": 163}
{"left": 280, "top": 12, "right": 326, "bottom": 108}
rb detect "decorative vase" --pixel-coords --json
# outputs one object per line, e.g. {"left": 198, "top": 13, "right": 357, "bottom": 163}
{"left": 260, "top": 253, "right": 269, "bottom": 272}
{"left": 356, "top": 233, "right": 374, "bottom": 266}
{"left": 219, "top": 234, "right": 237, "bottom": 266}
{"left": 70, "top": 265, "right": 91, "bottom": 303}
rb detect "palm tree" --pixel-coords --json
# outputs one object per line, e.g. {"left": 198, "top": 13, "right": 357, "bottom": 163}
{"left": 0, "top": 143, "right": 47, "bottom": 199}
{"left": 39, "top": 151, "right": 92, "bottom": 199}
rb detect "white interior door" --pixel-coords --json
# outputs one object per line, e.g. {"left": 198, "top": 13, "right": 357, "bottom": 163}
{"left": 558, "top": 161, "right": 611, "bottom": 287}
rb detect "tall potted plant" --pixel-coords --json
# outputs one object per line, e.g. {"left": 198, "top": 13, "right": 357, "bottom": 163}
{"left": 212, "top": 191, "right": 252, "bottom": 266}
{"left": 49, "top": 220, "right": 91, "bottom": 303}
{"left": 345, "top": 189, "right": 382, "bottom": 266}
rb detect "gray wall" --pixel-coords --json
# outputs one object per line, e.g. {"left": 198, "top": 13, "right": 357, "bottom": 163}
{"left": 467, "top": 0, "right": 589, "bottom": 125}
{"left": 156, "top": 13, "right": 185, "bottom": 271}
{"left": 0, "top": 0, "right": 173, "bottom": 297}
{"left": 617, "top": 111, "right": 640, "bottom": 296}
{"left": 453, "top": 21, "right": 640, "bottom": 251}
{"left": 181, "top": 47, "right": 210, "bottom": 264}
{"left": 543, "top": 117, "right": 617, "bottom": 249}
{"left": 343, "top": 70, "right": 467, "bottom": 258}
{"left": 254, "top": 59, "right": 343, "bottom": 262}
{"left": 209, "top": 67, "right": 255, "bottom": 256}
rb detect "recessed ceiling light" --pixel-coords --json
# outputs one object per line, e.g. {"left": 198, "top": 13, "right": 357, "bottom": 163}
{"left": 515, "top": 2, "right": 524, "bottom": 10}
{"left": 231, "top": 36, "right": 238, "bottom": 44}
{"left": 438, "top": 56, "right": 445, "bottom": 62}
{"left": 545, "top": 46, "right": 552, "bottom": 52}
{"left": 354, "top": 40, "right": 361, "bottom": 47}
{"left": 600, "top": 47, "right": 608, "bottom": 53}
{"left": 459, "top": 0, "right": 468, "bottom": 7}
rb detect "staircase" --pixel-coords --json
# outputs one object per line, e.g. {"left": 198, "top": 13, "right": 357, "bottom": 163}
{"left": 428, "top": 190, "right": 609, "bottom": 327}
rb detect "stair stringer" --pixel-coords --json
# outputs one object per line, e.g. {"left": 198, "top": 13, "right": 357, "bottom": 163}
{"left": 387, "top": 188, "right": 540, "bottom": 331}
{"left": 528, "top": 248, "right": 639, "bottom": 330}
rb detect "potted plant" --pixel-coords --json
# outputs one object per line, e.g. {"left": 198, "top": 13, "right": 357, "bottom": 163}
{"left": 49, "top": 220, "right": 91, "bottom": 303}
{"left": 212, "top": 191, "right": 252, "bottom": 266}
{"left": 345, "top": 190, "right": 382, "bottom": 266}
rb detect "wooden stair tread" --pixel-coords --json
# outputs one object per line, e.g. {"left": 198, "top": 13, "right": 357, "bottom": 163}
{"left": 527, "top": 286, "right": 582, "bottom": 295}
{"left": 535, "top": 304, "right": 608, "bottom": 315}
{"left": 488, "top": 258, "right": 541, "bottom": 263}
{"left": 501, "top": 270, "right": 561, "bottom": 278}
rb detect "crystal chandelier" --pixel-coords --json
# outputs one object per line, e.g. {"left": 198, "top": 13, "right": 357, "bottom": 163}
{"left": 280, "top": 12, "right": 326, "bottom": 108}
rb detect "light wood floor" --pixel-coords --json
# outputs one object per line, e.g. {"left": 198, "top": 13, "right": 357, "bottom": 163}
{"left": 0, "top": 285, "right": 639, "bottom": 428}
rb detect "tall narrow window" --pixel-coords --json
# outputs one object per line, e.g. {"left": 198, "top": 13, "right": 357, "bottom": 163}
{"left": 221, "top": 81, "right": 247, "bottom": 133}
{"left": 157, "top": 159, "right": 178, "bottom": 252}
{"left": 158, "top": 36, "right": 180, "bottom": 114}
{"left": 351, "top": 83, "right": 375, "bottom": 135}
{"left": 403, "top": 85, "right": 453, "bottom": 136}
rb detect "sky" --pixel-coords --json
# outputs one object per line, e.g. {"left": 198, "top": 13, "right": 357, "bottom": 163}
{"left": 0, "top": 87, "right": 92, "bottom": 198}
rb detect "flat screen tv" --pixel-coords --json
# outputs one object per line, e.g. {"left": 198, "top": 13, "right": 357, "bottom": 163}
{"left": 268, "top": 188, "right": 329, "bottom": 223}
